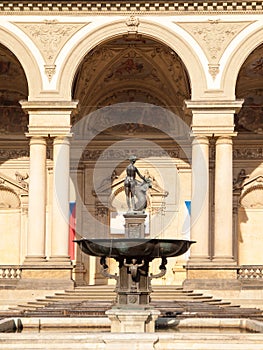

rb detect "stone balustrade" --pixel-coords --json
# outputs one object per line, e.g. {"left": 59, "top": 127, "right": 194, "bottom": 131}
{"left": 238, "top": 266, "right": 263, "bottom": 280}
{"left": 0, "top": 266, "right": 22, "bottom": 279}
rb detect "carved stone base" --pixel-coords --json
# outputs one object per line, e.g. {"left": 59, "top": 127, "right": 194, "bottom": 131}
{"left": 123, "top": 212, "right": 147, "bottom": 238}
{"left": 106, "top": 308, "right": 160, "bottom": 333}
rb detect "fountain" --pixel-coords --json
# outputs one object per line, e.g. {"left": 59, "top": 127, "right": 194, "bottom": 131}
{"left": 75, "top": 156, "right": 194, "bottom": 332}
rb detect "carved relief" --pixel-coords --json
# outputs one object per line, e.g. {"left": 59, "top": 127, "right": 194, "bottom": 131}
{"left": 126, "top": 15, "right": 140, "bottom": 33}
{"left": 233, "top": 146, "right": 263, "bottom": 160}
{"left": 15, "top": 172, "right": 29, "bottom": 190}
{"left": 14, "top": 21, "right": 87, "bottom": 81}
{"left": 0, "top": 173, "right": 29, "bottom": 195}
{"left": 0, "top": 186, "right": 20, "bottom": 209}
{"left": 0, "top": 149, "right": 29, "bottom": 159}
{"left": 240, "top": 175, "right": 263, "bottom": 209}
{"left": 177, "top": 21, "right": 250, "bottom": 78}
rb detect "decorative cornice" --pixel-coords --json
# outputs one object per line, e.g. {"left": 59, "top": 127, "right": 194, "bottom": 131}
{"left": 0, "top": 1, "right": 262, "bottom": 14}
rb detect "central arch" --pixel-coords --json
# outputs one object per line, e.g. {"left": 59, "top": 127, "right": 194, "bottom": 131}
{"left": 58, "top": 18, "right": 206, "bottom": 101}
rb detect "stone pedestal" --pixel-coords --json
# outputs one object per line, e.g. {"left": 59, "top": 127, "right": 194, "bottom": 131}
{"left": 106, "top": 308, "right": 160, "bottom": 333}
{"left": 124, "top": 212, "right": 147, "bottom": 238}
{"left": 184, "top": 264, "right": 241, "bottom": 290}
{"left": 18, "top": 264, "right": 74, "bottom": 289}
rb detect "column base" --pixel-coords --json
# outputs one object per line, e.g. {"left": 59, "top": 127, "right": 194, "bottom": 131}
{"left": 187, "top": 257, "right": 211, "bottom": 265}
{"left": 48, "top": 256, "right": 72, "bottom": 265}
{"left": 23, "top": 256, "right": 47, "bottom": 264}
{"left": 106, "top": 308, "right": 160, "bottom": 333}
{"left": 212, "top": 257, "right": 236, "bottom": 265}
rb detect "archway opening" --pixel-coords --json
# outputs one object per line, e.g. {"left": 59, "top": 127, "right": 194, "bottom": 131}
{"left": 235, "top": 43, "right": 263, "bottom": 269}
{"left": 0, "top": 43, "right": 29, "bottom": 265}
{"left": 71, "top": 35, "right": 192, "bottom": 285}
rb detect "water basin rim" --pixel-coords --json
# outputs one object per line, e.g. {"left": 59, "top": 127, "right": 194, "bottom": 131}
{"left": 74, "top": 238, "right": 196, "bottom": 244}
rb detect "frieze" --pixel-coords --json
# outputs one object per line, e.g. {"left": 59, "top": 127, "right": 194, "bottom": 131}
{"left": 81, "top": 149, "right": 180, "bottom": 161}
{"left": 0, "top": 149, "right": 29, "bottom": 159}
{"left": 233, "top": 147, "right": 263, "bottom": 160}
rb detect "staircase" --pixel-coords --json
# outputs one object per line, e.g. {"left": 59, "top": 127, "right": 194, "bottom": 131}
{"left": 0, "top": 285, "right": 262, "bottom": 320}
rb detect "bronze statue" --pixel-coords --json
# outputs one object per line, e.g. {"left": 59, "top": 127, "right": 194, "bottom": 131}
{"left": 124, "top": 155, "right": 151, "bottom": 211}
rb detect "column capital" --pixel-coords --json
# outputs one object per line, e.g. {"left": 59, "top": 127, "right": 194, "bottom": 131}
{"left": 190, "top": 134, "right": 210, "bottom": 143}
{"left": 27, "top": 135, "right": 47, "bottom": 143}
{"left": 52, "top": 135, "right": 72, "bottom": 143}
{"left": 20, "top": 100, "right": 78, "bottom": 137}
{"left": 215, "top": 135, "right": 234, "bottom": 144}
{"left": 20, "top": 100, "right": 78, "bottom": 112}
{"left": 187, "top": 99, "right": 243, "bottom": 137}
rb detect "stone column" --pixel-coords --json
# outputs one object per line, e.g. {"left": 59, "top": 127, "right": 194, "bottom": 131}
{"left": 50, "top": 136, "right": 71, "bottom": 263}
{"left": 24, "top": 136, "right": 47, "bottom": 262}
{"left": 213, "top": 136, "right": 235, "bottom": 263}
{"left": 188, "top": 135, "right": 210, "bottom": 263}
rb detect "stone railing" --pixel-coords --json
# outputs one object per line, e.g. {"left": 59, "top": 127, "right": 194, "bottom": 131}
{"left": 237, "top": 265, "right": 263, "bottom": 280}
{"left": 0, "top": 266, "right": 22, "bottom": 279}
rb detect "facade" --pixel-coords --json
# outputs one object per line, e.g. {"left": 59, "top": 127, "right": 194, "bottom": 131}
{"left": 0, "top": 0, "right": 263, "bottom": 292}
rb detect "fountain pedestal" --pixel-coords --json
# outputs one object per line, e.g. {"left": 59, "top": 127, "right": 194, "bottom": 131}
{"left": 75, "top": 213, "right": 194, "bottom": 333}
{"left": 124, "top": 212, "right": 147, "bottom": 238}
{"left": 106, "top": 308, "right": 160, "bottom": 333}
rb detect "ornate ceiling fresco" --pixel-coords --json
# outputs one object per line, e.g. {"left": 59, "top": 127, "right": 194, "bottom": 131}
{"left": 236, "top": 43, "right": 263, "bottom": 134}
{"left": 72, "top": 36, "right": 191, "bottom": 136}
{"left": 0, "top": 44, "right": 28, "bottom": 136}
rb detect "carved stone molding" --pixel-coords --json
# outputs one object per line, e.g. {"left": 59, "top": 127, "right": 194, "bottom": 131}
{"left": 177, "top": 21, "right": 251, "bottom": 78}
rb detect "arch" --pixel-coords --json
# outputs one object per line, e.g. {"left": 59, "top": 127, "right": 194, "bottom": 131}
{"left": 0, "top": 26, "right": 42, "bottom": 99}
{"left": 58, "top": 19, "right": 206, "bottom": 101}
{"left": 221, "top": 26, "right": 263, "bottom": 99}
